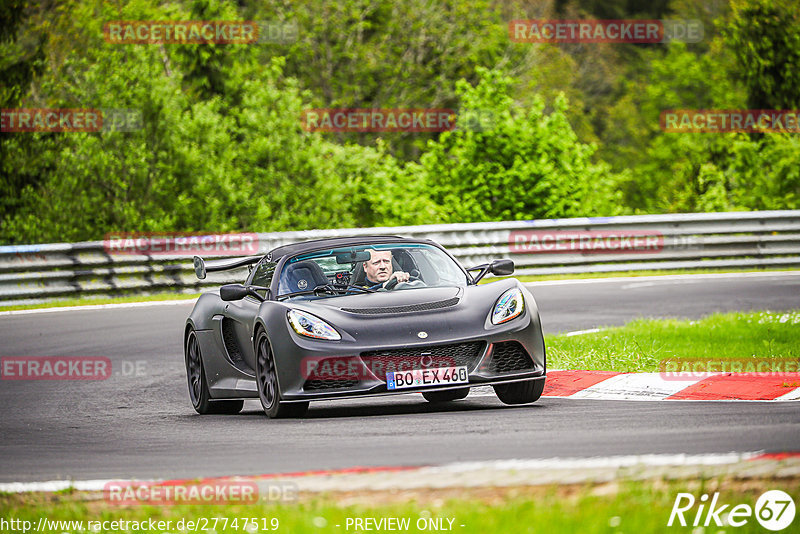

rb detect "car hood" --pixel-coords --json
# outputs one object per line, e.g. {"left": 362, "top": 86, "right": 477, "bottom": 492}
{"left": 312, "top": 286, "right": 463, "bottom": 313}
{"left": 277, "top": 279, "right": 530, "bottom": 347}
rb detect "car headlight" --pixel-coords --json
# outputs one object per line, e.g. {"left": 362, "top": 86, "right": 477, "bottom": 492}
{"left": 491, "top": 287, "right": 525, "bottom": 325}
{"left": 287, "top": 309, "right": 341, "bottom": 340}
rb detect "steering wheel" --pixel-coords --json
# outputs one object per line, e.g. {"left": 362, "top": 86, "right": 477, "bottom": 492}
{"left": 382, "top": 270, "right": 421, "bottom": 290}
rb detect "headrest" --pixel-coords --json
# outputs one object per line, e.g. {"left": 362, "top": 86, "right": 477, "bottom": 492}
{"left": 281, "top": 260, "right": 328, "bottom": 293}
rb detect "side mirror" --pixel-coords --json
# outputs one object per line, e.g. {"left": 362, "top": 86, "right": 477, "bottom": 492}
{"left": 468, "top": 259, "right": 515, "bottom": 283}
{"left": 220, "top": 283, "right": 249, "bottom": 301}
{"left": 490, "top": 259, "right": 514, "bottom": 276}
{"left": 193, "top": 256, "right": 207, "bottom": 280}
{"left": 220, "top": 284, "right": 268, "bottom": 302}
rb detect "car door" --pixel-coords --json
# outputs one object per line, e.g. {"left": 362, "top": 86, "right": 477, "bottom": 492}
{"left": 223, "top": 258, "right": 277, "bottom": 371}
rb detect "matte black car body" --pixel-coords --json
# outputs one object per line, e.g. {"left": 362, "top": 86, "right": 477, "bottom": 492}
{"left": 184, "top": 236, "right": 546, "bottom": 417}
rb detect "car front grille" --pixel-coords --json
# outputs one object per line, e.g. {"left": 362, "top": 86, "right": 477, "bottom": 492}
{"left": 485, "top": 341, "right": 535, "bottom": 374}
{"left": 360, "top": 341, "right": 486, "bottom": 380}
{"left": 301, "top": 355, "right": 362, "bottom": 391}
{"left": 303, "top": 378, "right": 360, "bottom": 391}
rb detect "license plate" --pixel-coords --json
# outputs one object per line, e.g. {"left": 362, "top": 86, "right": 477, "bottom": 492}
{"left": 386, "top": 366, "right": 468, "bottom": 390}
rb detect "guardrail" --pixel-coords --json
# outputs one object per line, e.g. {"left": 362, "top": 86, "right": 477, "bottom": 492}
{"left": 1, "top": 210, "right": 799, "bottom": 305}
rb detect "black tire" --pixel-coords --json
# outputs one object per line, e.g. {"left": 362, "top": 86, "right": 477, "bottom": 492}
{"left": 255, "top": 330, "right": 309, "bottom": 418}
{"left": 494, "top": 378, "right": 545, "bottom": 405}
{"left": 422, "top": 387, "right": 470, "bottom": 403}
{"left": 185, "top": 330, "right": 243, "bottom": 414}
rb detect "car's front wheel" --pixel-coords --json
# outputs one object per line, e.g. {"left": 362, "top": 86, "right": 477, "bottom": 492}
{"left": 185, "top": 330, "right": 243, "bottom": 414}
{"left": 255, "top": 330, "right": 308, "bottom": 418}
{"left": 494, "top": 378, "right": 545, "bottom": 405}
{"left": 422, "top": 387, "right": 470, "bottom": 403}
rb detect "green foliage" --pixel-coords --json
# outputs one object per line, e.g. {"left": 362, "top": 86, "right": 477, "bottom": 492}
{"left": 633, "top": 129, "right": 800, "bottom": 214}
{"left": 2, "top": 0, "right": 800, "bottom": 244}
{"left": 0, "top": 0, "right": 47, "bottom": 223}
{"left": 618, "top": 33, "right": 798, "bottom": 213}
{"left": 0, "top": 0, "right": 446, "bottom": 243}
{"left": 415, "top": 68, "right": 623, "bottom": 222}
{"left": 175, "top": 0, "right": 246, "bottom": 101}
{"left": 256, "top": 0, "right": 523, "bottom": 160}
{"left": 0, "top": 0, "right": 26, "bottom": 44}
{"left": 723, "top": 0, "right": 800, "bottom": 109}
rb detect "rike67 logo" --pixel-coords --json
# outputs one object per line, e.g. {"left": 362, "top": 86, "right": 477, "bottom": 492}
{"left": 668, "top": 490, "right": 795, "bottom": 531}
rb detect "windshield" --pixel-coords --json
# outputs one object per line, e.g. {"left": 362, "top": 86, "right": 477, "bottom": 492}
{"left": 277, "top": 243, "right": 467, "bottom": 299}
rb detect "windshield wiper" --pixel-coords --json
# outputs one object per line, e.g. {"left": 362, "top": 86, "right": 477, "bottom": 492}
{"left": 341, "top": 284, "right": 376, "bottom": 294}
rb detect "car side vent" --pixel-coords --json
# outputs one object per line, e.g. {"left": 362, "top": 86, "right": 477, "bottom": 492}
{"left": 341, "top": 297, "right": 459, "bottom": 315}
{"left": 221, "top": 318, "right": 244, "bottom": 363}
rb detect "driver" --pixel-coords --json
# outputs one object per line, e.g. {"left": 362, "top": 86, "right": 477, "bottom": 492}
{"left": 362, "top": 249, "right": 410, "bottom": 288}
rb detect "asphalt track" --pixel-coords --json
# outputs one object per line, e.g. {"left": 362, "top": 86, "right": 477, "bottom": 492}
{"left": 1, "top": 272, "right": 799, "bottom": 483}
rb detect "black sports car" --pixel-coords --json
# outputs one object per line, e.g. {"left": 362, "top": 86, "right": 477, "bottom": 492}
{"left": 184, "top": 236, "right": 546, "bottom": 418}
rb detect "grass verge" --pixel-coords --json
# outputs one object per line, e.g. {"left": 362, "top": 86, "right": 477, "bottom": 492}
{"left": 1, "top": 477, "right": 797, "bottom": 533}
{"left": 546, "top": 310, "right": 800, "bottom": 373}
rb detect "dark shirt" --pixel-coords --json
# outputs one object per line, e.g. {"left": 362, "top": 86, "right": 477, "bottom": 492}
{"left": 363, "top": 277, "right": 383, "bottom": 289}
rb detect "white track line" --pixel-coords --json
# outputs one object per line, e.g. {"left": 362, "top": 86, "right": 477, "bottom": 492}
{"left": 0, "top": 479, "right": 121, "bottom": 493}
{"left": 775, "top": 387, "right": 800, "bottom": 401}
{"left": 425, "top": 452, "right": 762, "bottom": 473}
{"left": 564, "top": 328, "right": 602, "bottom": 337}
{"left": 0, "top": 299, "right": 196, "bottom": 316}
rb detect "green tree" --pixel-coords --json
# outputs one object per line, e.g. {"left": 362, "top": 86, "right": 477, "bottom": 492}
{"left": 246, "top": 0, "right": 545, "bottom": 160}
{"left": 413, "top": 68, "right": 623, "bottom": 223}
{"left": 618, "top": 2, "right": 800, "bottom": 214}
{"left": 0, "top": 0, "right": 440, "bottom": 243}
{"left": 0, "top": 0, "right": 47, "bottom": 226}
{"left": 613, "top": 40, "right": 746, "bottom": 211}
{"left": 723, "top": 0, "right": 800, "bottom": 109}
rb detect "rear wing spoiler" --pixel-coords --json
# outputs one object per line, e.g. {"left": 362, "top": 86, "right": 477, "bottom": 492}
{"left": 193, "top": 255, "right": 262, "bottom": 280}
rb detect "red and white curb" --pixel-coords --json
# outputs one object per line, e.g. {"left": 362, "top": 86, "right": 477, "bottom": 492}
{"left": 538, "top": 370, "right": 800, "bottom": 401}
{"left": 1, "top": 452, "right": 798, "bottom": 495}
{"left": 468, "top": 370, "right": 800, "bottom": 401}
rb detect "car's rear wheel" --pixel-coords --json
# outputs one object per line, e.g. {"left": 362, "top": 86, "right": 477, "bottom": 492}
{"left": 185, "top": 330, "right": 243, "bottom": 414}
{"left": 422, "top": 387, "right": 470, "bottom": 403}
{"left": 255, "top": 330, "right": 308, "bottom": 418}
{"left": 494, "top": 378, "right": 545, "bottom": 405}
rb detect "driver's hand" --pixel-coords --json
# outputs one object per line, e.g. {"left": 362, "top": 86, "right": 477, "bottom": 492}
{"left": 390, "top": 271, "right": 410, "bottom": 283}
